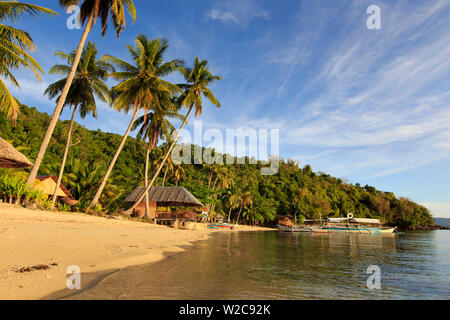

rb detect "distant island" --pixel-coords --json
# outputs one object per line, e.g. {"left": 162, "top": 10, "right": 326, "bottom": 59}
{"left": 434, "top": 218, "right": 450, "bottom": 228}
{"left": 0, "top": 105, "right": 437, "bottom": 230}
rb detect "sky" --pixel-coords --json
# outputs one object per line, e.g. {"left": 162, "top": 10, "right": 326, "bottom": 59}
{"left": 9, "top": 0, "right": 450, "bottom": 217}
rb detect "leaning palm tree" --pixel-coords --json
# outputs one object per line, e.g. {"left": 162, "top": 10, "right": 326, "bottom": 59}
{"left": 236, "top": 191, "right": 253, "bottom": 225}
{"left": 133, "top": 104, "right": 182, "bottom": 217}
{"left": 44, "top": 41, "right": 113, "bottom": 206}
{"left": 89, "top": 35, "right": 183, "bottom": 207}
{"left": 125, "top": 57, "right": 221, "bottom": 214}
{"left": 0, "top": 1, "right": 56, "bottom": 121}
{"left": 26, "top": 0, "right": 136, "bottom": 187}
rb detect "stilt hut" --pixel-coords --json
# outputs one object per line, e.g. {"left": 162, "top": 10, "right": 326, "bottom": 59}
{"left": 0, "top": 137, "right": 32, "bottom": 169}
{"left": 34, "top": 176, "right": 78, "bottom": 207}
{"left": 125, "top": 186, "right": 204, "bottom": 222}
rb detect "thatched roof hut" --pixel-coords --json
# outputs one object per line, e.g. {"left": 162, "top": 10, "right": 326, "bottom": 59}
{"left": 276, "top": 215, "right": 295, "bottom": 227}
{"left": 126, "top": 186, "right": 204, "bottom": 207}
{"left": 0, "top": 137, "right": 32, "bottom": 169}
{"left": 34, "top": 176, "right": 78, "bottom": 206}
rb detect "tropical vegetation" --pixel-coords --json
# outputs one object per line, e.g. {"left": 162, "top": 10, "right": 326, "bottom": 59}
{"left": 0, "top": 105, "right": 435, "bottom": 229}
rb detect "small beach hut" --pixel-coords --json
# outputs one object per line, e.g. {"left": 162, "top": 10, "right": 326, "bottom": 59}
{"left": 215, "top": 213, "right": 225, "bottom": 224}
{"left": 34, "top": 176, "right": 78, "bottom": 206}
{"left": 125, "top": 186, "right": 204, "bottom": 221}
{"left": 0, "top": 137, "right": 32, "bottom": 169}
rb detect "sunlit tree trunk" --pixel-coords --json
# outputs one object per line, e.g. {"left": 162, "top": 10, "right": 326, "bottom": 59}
{"left": 144, "top": 141, "right": 152, "bottom": 218}
{"left": 90, "top": 103, "right": 141, "bottom": 207}
{"left": 51, "top": 105, "right": 78, "bottom": 207}
{"left": 26, "top": 12, "right": 94, "bottom": 187}
{"left": 162, "top": 163, "right": 168, "bottom": 186}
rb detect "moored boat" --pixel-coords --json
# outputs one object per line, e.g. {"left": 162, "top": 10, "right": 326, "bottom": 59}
{"left": 311, "top": 213, "right": 397, "bottom": 234}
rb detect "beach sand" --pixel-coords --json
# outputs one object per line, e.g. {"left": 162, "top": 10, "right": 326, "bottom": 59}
{"left": 0, "top": 203, "right": 274, "bottom": 300}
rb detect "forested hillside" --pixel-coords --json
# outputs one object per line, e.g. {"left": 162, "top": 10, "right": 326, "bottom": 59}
{"left": 0, "top": 105, "right": 434, "bottom": 229}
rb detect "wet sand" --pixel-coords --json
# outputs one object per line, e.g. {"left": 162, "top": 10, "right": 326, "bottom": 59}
{"left": 0, "top": 203, "right": 274, "bottom": 300}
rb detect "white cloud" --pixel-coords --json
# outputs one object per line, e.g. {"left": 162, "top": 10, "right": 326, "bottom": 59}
{"left": 206, "top": 0, "right": 270, "bottom": 29}
{"left": 9, "top": 77, "right": 49, "bottom": 104}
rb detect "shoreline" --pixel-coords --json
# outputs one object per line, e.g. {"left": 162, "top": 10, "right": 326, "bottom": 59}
{"left": 0, "top": 204, "right": 275, "bottom": 300}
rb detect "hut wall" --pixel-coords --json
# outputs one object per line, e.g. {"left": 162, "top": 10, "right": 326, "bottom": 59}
{"left": 134, "top": 201, "right": 157, "bottom": 218}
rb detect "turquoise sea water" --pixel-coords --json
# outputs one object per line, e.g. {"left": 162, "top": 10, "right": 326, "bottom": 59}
{"left": 61, "top": 231, "right": 450, "bottom": 300}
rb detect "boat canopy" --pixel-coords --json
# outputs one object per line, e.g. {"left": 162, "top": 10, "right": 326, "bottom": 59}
{"left": 328, "top": 218, "right": 350, "bottom": 223}
{"left": 327, "top": 217, "right": 381, "bottom": 224}
{"left": 352, "top": 218, "right": 381, "bottom": 224}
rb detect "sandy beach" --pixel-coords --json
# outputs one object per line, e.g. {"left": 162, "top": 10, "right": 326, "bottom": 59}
{"left": 0, "top": 203, "right": 274, "bottom": 300}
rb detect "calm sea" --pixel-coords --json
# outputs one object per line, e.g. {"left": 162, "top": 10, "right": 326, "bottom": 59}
{"left": 61, "top": 231, "right": 450, "bottom": 300}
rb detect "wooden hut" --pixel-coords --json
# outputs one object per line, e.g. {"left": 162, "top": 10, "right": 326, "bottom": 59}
{"left": 215, "top": 213, "right": 225, "bottom": 224}
{"left": 125, "top": 186, "right": 204, "bottom": 222}
{"left": 34, "top": 176, "right": 78, "bottom": 206}
{"left": 0, "top": 137, "right": 32, "bottom": 169}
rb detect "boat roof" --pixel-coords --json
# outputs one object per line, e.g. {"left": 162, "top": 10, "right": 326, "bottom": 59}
{"left": 327, "top": 217, "right": 381, "bottom": 224}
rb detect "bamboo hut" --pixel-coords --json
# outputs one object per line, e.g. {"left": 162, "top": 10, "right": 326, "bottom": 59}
{"left": 125, "top": 186, "right": 204, "bottom": 221}
{"left": 34, "top": 176, "right": 78, "bottom": 206}
{"left": 0, "top": 137, "right": 32, "bottom": 169}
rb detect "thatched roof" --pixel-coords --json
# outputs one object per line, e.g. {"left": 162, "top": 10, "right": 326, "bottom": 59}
{"left": 126, "top": 186, "right": 204, "bottom": 207}
{"left": 35, "top": 176, "right": 75, "bottom": 200}
{"left": 0, "top": 137, "right": 32, "bottom": 169}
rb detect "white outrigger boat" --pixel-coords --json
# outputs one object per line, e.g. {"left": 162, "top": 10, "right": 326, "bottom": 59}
{"left": 310, "top": 214, "right": 397, "bottom": 234}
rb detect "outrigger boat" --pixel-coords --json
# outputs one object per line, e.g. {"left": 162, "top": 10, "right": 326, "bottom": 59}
{"left": 310, "top": 214, "right": 397, "bottom": 234}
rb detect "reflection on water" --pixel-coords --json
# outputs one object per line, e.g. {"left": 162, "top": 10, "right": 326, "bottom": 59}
{"left": 66, "top": 231, "right": 450, "bottom": 300}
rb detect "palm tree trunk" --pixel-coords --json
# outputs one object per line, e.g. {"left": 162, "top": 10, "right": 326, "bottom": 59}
{"left": 227, "top": 207, "right": 232, "bottom": 223}
{"left": 162, "top": 163, "right": 168, "bottom": 186}
{"left": 51, "top": 105, "right": 78, "bottom": 207}
{"left": 144, "top": 141, "right": 152, "bottom": 218}
{"left": 90, "top": 104, "right": 141, "bottom": 207}
{"left": 236, "top": 204, "right": 243, "bottom": 225}
{"left": 125, "top": 105, "right": 194, "bottom": 215}
{"left": 25, "top": 12, "right": 94, "bottom": 187}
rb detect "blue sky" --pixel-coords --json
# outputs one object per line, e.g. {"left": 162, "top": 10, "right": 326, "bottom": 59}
{"left": 10, "top": 0, "right": 450, "bottom": 217}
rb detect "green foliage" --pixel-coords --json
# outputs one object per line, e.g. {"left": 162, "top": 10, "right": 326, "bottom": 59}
{"left": 0, "top": 173, "right": 45, "bottom": 203}
{"left": 0, "top": 1, "right": 56, "bottom": 120}
{"left": 0, "top": 105, "right": 434, "bottom": 229}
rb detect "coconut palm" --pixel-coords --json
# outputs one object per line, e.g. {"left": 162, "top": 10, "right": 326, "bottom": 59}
{"left": 89, "top": 35, "right": 183, "bottom": 207}
{"left": 153, "top": 148, "right": 174, "bottom": 187}
{"left": 44, "top": 41, "right": 113, "bottom": 206}
{"left": 133, "top": 105, "right": 183, "bottom": 217}
{"left": 173, "top": 164, "right": 186, "bottom": 186}
{"left": 227, "top": 192, "right": 241, "bottom": 223}
{"left": 0, "top": 1, "right": 56, "bottom": 121}
{"left": 236, "top": 191, "right": 253, "bottom": 225}
{"left": 26, "top": 0, "right": 136, "bottom": 187}
{"left": 125, "top": 57, "right": 221, "bottom": 214}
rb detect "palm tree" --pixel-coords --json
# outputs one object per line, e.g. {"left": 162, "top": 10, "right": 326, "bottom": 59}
{"left": 173, "top": 164, "right": 186, "bottom": 186}
{"left": 0, "top": 1, "right": 56, "bottom": 121}
{"left": 125, "top": 57, "right": 221, "bottom": 215}
{"left": 89, "top": 35, "right": 183, "bottom": 207}
{"left": 227, "top": 192, "right": 241, "bottom": 223}
{"left": 26, "top": 0, "right": 136, "bottom": 187}
{"left": 44, "top": 41, "right": 113, "bottom": 206}
{"left": 133, "top": 105, "right": 182, "bottom": 217}
{"left": 236, "top": 191, "right": 253, "bottom": 225}
{"left": 153, "top": 149, "right": 174, "bottom": 186}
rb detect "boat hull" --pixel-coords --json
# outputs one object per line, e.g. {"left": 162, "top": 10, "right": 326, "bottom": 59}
{"left": 310, "top": 226, "right": 397, "bottom": 234}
